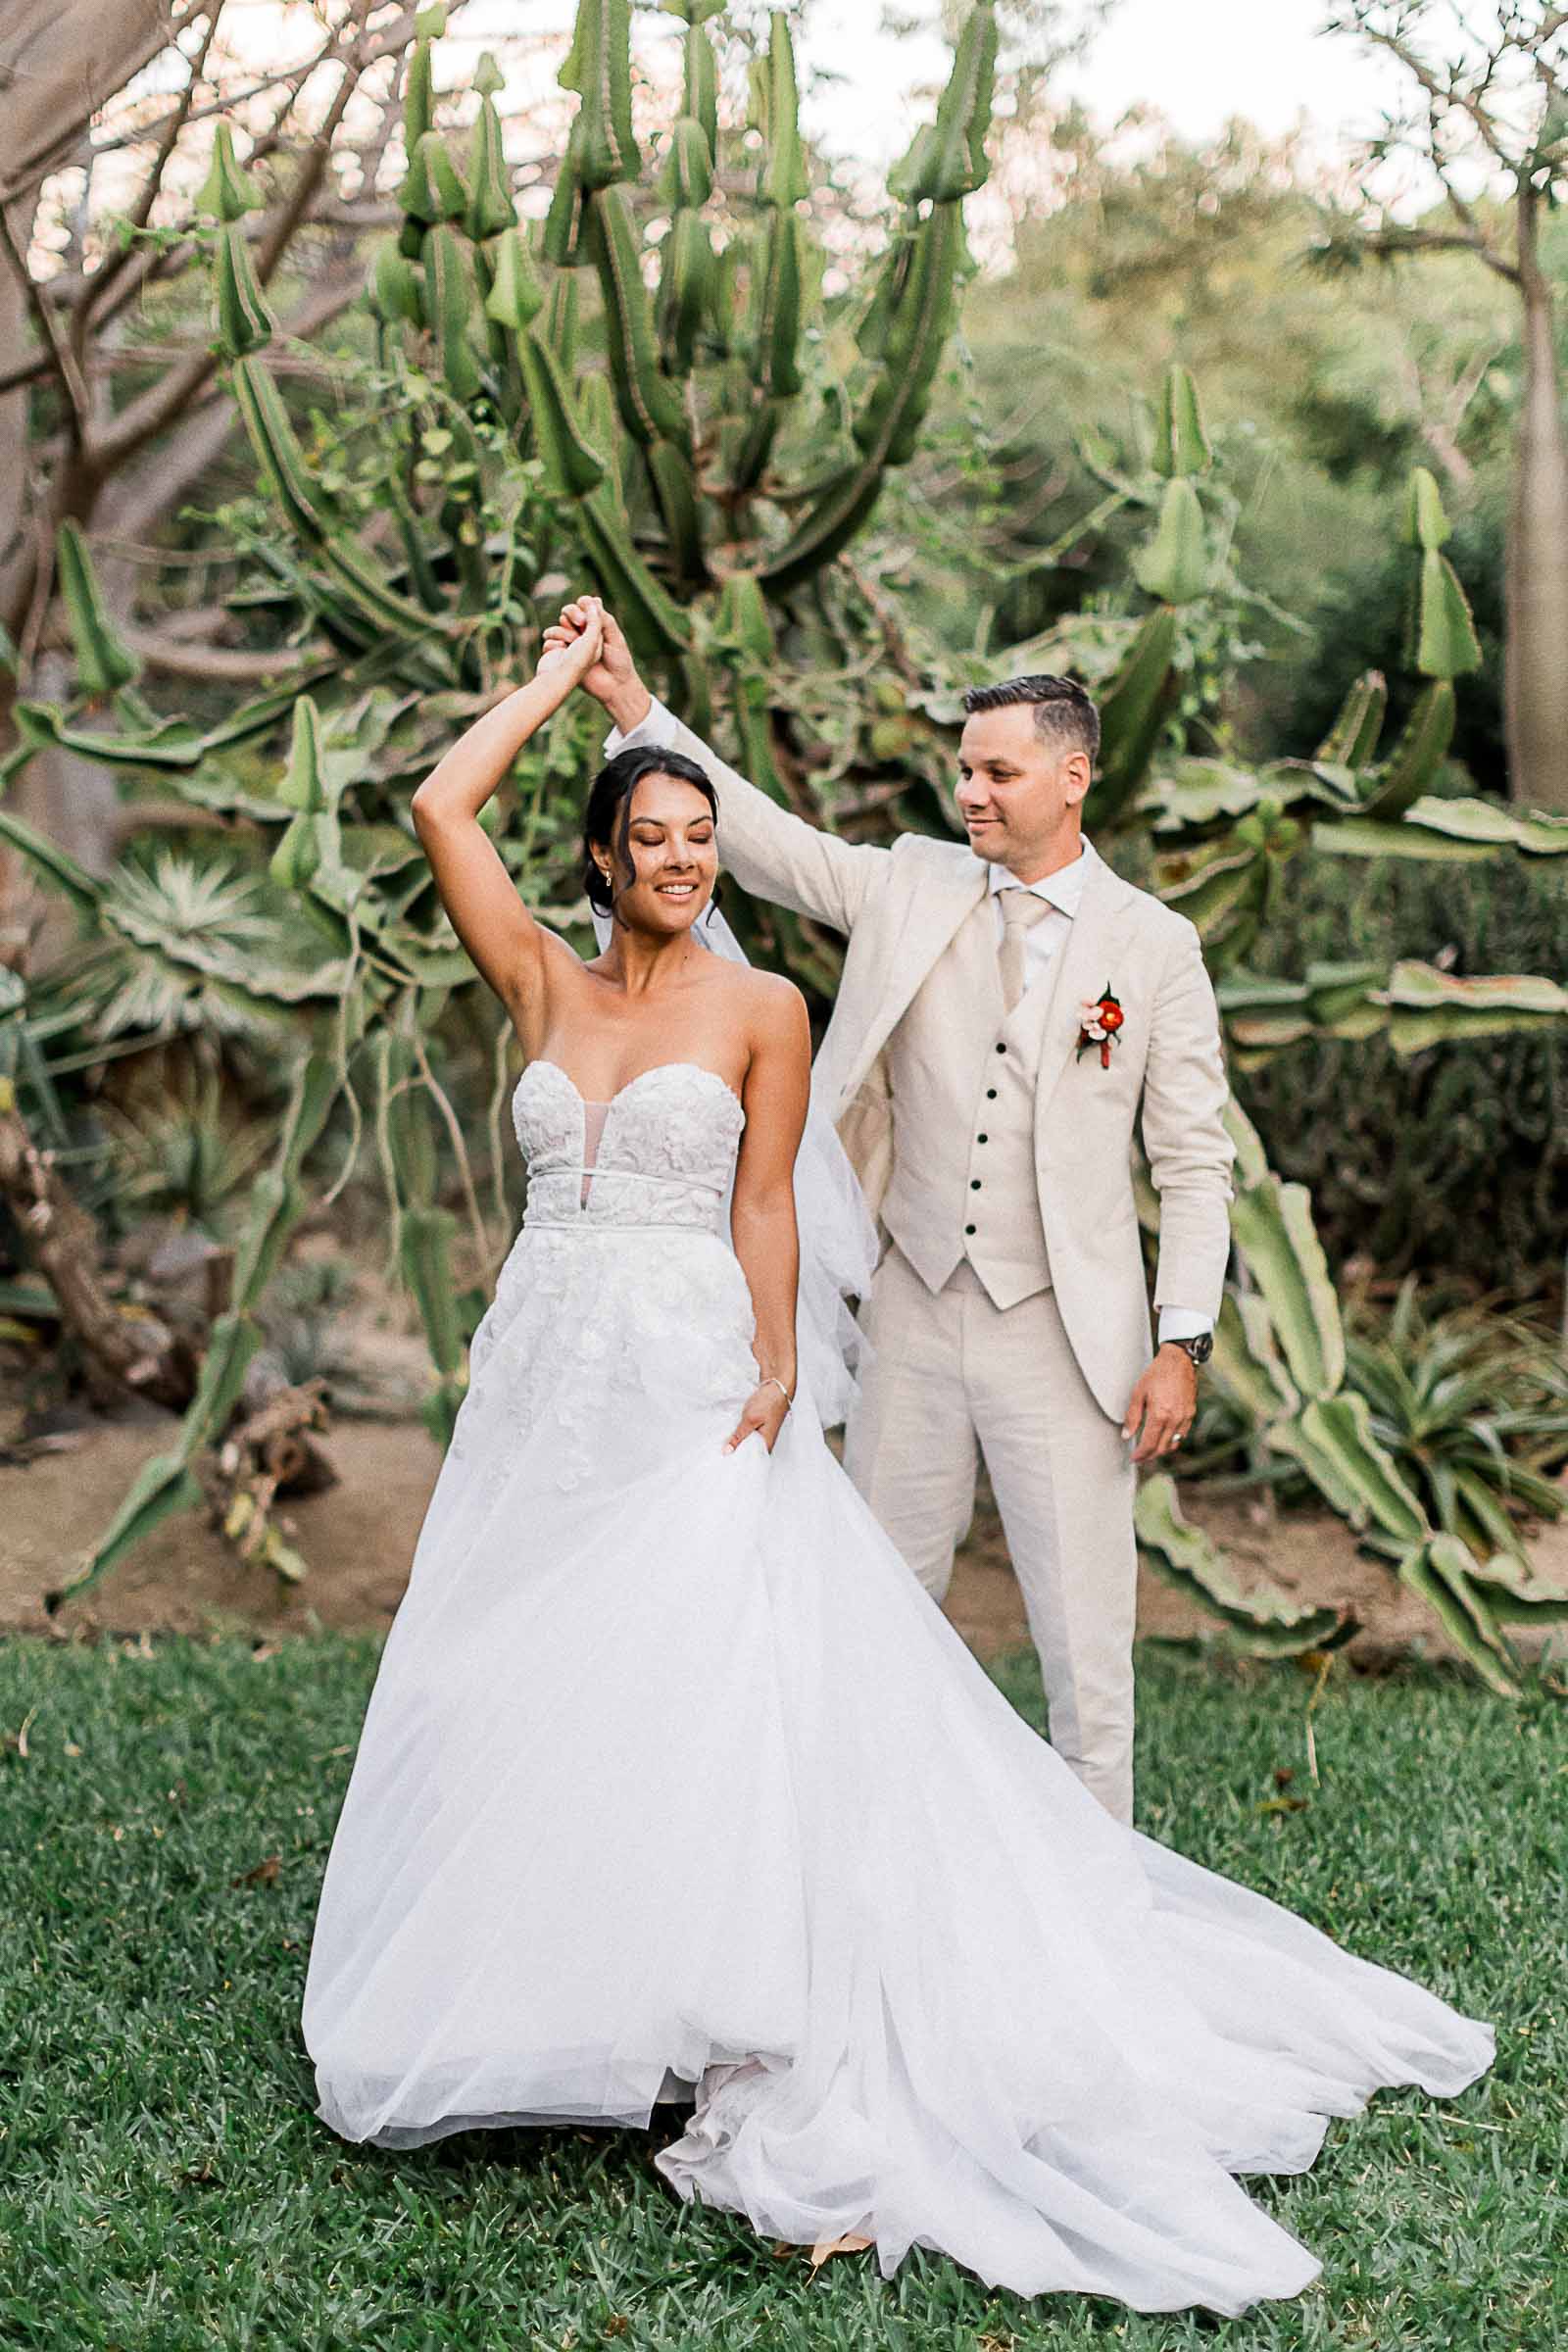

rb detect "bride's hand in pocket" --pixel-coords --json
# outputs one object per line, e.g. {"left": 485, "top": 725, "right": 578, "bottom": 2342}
{"left": 722, "top": 1379, "right": 792, "bottom": 1456}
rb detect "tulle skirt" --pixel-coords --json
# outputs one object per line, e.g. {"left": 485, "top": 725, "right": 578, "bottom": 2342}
{"left": 303, "top": 1226, "right": 1494, "bottom": 2318}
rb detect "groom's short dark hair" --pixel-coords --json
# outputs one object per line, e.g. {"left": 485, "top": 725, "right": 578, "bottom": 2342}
{"left": 962, "top": 674, "right": 1100, "bottom": 764}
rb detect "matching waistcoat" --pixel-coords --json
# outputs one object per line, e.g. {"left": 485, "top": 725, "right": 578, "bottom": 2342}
{"left": 879, "top": 895, "right": 1063, "bottom": 1312}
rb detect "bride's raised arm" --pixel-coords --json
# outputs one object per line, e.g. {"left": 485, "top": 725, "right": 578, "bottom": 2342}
{"left": 410, "top": 604, "right": 605, "bottom": 1013}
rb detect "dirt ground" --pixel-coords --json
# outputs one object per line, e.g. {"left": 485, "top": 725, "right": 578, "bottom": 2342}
{"left": 6, "top": 1388, "right": 1565, "bottom": 1674}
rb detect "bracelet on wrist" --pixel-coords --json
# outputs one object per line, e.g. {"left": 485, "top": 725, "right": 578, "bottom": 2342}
{"left": 760, "top": 1374, "right": 794, "bottom": 1413}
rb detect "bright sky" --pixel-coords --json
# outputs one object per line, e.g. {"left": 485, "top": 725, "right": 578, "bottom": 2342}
{"left": 779, "top": 2, "right": 1405, "bottom": 172}
{"left": 498, "top": 2, "right": 1408, "bottom": 172}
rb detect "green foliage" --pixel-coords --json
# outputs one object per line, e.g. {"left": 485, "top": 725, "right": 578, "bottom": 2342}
{"left": 1233, "top": 849, "right": 1568, "bottom": 1290}
{"left": 1345, "top": 1281, "right": 1568, "bottom": 1570}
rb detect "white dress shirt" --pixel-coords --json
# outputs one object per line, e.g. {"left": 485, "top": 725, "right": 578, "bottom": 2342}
{"left": 988, "top": 838, "right": 1095, "bottom": 983}
{"left": 608, "top": 699, "right": 1211, "bottom": 1347}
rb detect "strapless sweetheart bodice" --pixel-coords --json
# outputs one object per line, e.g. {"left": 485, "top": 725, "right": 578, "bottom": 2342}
{"left": 514, "top": 1059, "right": 745, "bottom": 1235}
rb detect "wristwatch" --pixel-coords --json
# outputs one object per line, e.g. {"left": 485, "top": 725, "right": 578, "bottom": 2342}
{"left": 1160, "top": 1330, "right": 1213, "bottom": 1369}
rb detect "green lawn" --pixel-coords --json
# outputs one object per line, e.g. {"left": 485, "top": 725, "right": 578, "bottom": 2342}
{"left": 0, "top": 1634, "right": 1562, "bottom": 2352}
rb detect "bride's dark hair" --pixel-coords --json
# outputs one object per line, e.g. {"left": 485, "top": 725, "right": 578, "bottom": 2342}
{"left": 582, "top": 744, "right": 719, "bottom": 916}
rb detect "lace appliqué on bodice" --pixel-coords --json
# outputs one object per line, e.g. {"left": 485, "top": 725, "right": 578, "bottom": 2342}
{"left": 516, "top": 1060, "right": 743, "bottom": 1233}
{"left": 446, "top": 1061, "right": 759, "bottom": 1495}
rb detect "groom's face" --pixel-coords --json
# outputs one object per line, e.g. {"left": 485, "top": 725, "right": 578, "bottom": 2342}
{"left": 956, "top": 706, "right": 1090, "bottom": 872}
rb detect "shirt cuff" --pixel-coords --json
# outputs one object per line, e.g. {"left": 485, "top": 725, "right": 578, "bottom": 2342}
{"left": 604, "top": 694, "right": 677, "bottom": 758}
{"left": 1157, "top": 1307, "right": 1214, "bottom": 1346}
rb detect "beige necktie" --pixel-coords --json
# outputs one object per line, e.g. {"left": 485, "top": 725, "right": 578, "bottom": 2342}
{"left": 998, "top": 888, "right": 1055, "bottom": 1013}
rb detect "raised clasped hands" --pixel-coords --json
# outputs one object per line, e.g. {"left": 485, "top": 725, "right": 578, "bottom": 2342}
{"left": 535, "top": 592, "right": 605, "bottom": 685}
{"left": 541, "top": 594, "right": 644, "bottom": 719}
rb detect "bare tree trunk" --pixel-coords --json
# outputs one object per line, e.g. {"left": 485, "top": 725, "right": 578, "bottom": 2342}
{"left": 1504, "top": 182, "right": 1568, "bottom": 813}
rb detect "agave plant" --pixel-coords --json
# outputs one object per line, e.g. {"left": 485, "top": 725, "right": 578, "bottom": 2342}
{"left": 97, "top": 1066, "right": 275, "bottom": 1232}
{"left": 1134, "top": 1102, "right": 1568, "bottom": 1693}
{"left": 1345, "top": 1281, "right": 1568, "bottom": 1567}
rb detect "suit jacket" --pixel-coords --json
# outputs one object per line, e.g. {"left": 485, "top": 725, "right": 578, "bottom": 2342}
{"left": 616, "top": 704, "right": 1237, "bottom": 1421}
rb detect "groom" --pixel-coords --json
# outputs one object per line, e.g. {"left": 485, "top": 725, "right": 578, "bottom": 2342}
{"left": 555, "top": 599, "right": 1234, "bottom": 1827}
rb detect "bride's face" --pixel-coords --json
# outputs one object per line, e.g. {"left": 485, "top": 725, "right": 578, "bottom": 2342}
{"left": 599, "top": 774, "right": 718, "bottom": 936}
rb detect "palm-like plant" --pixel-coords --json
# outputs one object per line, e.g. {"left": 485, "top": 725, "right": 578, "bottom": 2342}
{"left": 98, "top": 1067, "right": 274, "bottom": 1232}
{"left": 1346, "top": 1280, "right": 1568, "bottom": 1566}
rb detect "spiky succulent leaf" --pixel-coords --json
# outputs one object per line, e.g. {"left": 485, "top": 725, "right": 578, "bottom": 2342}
{"left": 1396, "top": 1541, "right": 1519, "bottom": 1695}
{"left": 371, "top": 245, "right": 425, "bottom": 328}
{"left": 55, "top": 521, "right": 139, "bottom": 697}
{"left": 195, "top": 123, "right": 262, "bottom": 222}
{"left": 1151, "top": 363, "right": 1211, "bottom": 478}
{"left": 231, "top": 357, "right": 334, "bottom": 542}
{"left": 589, "top": 185, "right": 687, "bottom": 448}
{"left": 542, "top": 121, "right": 588, "bottom": 266}
{"left": 1402, "top": 464, "right": 1451, "bottom": 550}
{"left": 1355, "top": 680, "right": 1455, "bottom": 819}
{"left": 515, "top": 326, "right": 605, "bottom": 496}
{"left": 713, "top": 573, "right": 776, "bottom": 666}
{"left": 753, "top": 208, "right": 805, "bottom": 398}
{"left": 1228, "top": 1166, "right": 1346, "bottom": 1400}
{"left": 58, "top": 1453, "right": 207, "bottom": 1608}
{"left": 1135, "top": 1473, "right": 1344, "bottom": 1651}
{"left": 276, "top": 694, "right": 326, "bottom": 813}
{"left": 647, "top": 438, "right": 707, "bottom": 585}
{"left": 403, "top": 33, "right": 435, "bottom": 151}
{"left": 1091, "top": 606, "right": 1178, "bottom": 819}
{"left": 212, "top": 222, "right": 274, "bottom": 358}
{"left": 1270, "top": 1392, "right": 1429, "bottom": 1544}
{"left": 576, "top": 488, "right": 691, "bottom": 655}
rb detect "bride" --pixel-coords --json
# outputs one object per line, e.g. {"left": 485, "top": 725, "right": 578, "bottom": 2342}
{"left": 302, "top": 598, "right": 1494, "bottom": 2318}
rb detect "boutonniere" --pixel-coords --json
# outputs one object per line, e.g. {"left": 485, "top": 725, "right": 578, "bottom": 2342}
{"left": 1076, "top": 982, "right": 1124, "bottom": 1069}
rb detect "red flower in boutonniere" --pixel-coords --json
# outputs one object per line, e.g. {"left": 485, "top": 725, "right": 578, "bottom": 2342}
{"left": 1076, "top": 982, "right": 1124, "bottom": 1069}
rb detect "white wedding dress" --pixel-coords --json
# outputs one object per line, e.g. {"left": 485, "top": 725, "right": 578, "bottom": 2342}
{"left": 303, "top": 1057, "right": 1494, "bottom": 2318}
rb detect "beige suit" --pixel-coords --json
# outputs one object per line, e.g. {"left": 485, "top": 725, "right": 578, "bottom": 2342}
{"left": 611, "top": 702, "right": 1236, "bottom": 1823}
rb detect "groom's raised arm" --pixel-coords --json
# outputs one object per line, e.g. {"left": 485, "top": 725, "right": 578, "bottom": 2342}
{"left": 571, "top": 605, "right": 889, "bottom": 939}
{"left": 606, "top": 694, "right": 889, "bottom": 938}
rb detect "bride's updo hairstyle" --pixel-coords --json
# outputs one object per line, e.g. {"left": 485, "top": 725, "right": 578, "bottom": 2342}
{"left": 582, "top": 744, "right": 719, "bottom": 917}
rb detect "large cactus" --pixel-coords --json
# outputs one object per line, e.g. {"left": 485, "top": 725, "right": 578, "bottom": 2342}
{"left": 359, "top": 0, "right": 995, "bottom": 669}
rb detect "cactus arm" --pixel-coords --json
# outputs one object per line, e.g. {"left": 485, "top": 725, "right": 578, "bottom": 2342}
{"left": 559, "top": 0, "right": 639, "bottom": 189}
{"left": 761, "top": 207, "right": 964, "bottom": 590}
{"left": 514, "top": 327, "right": 606, "bottom": 497}
{"left": 55, "top": 522, "right": 140, "bottom": 698}
{"left": 574, "top": 490, "right": 691, "bottom": 657}
{"left": 588, "top": 186, "right": 688, "bottom": 450}
{"left": 628, "top": 704, "right": 888, "bottom": 937}
{"left": 887, "top": 1, "right": 997, "bottom": 204}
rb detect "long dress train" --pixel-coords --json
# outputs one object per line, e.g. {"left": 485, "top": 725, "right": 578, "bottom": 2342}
{"left": 302, "top": 1058, "right": 1494, "bottom": 2318}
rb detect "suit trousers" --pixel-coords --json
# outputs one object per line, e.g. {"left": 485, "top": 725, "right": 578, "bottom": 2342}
{"left": 843, "top": 1244, "right": 1139, "bottom": 1826}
